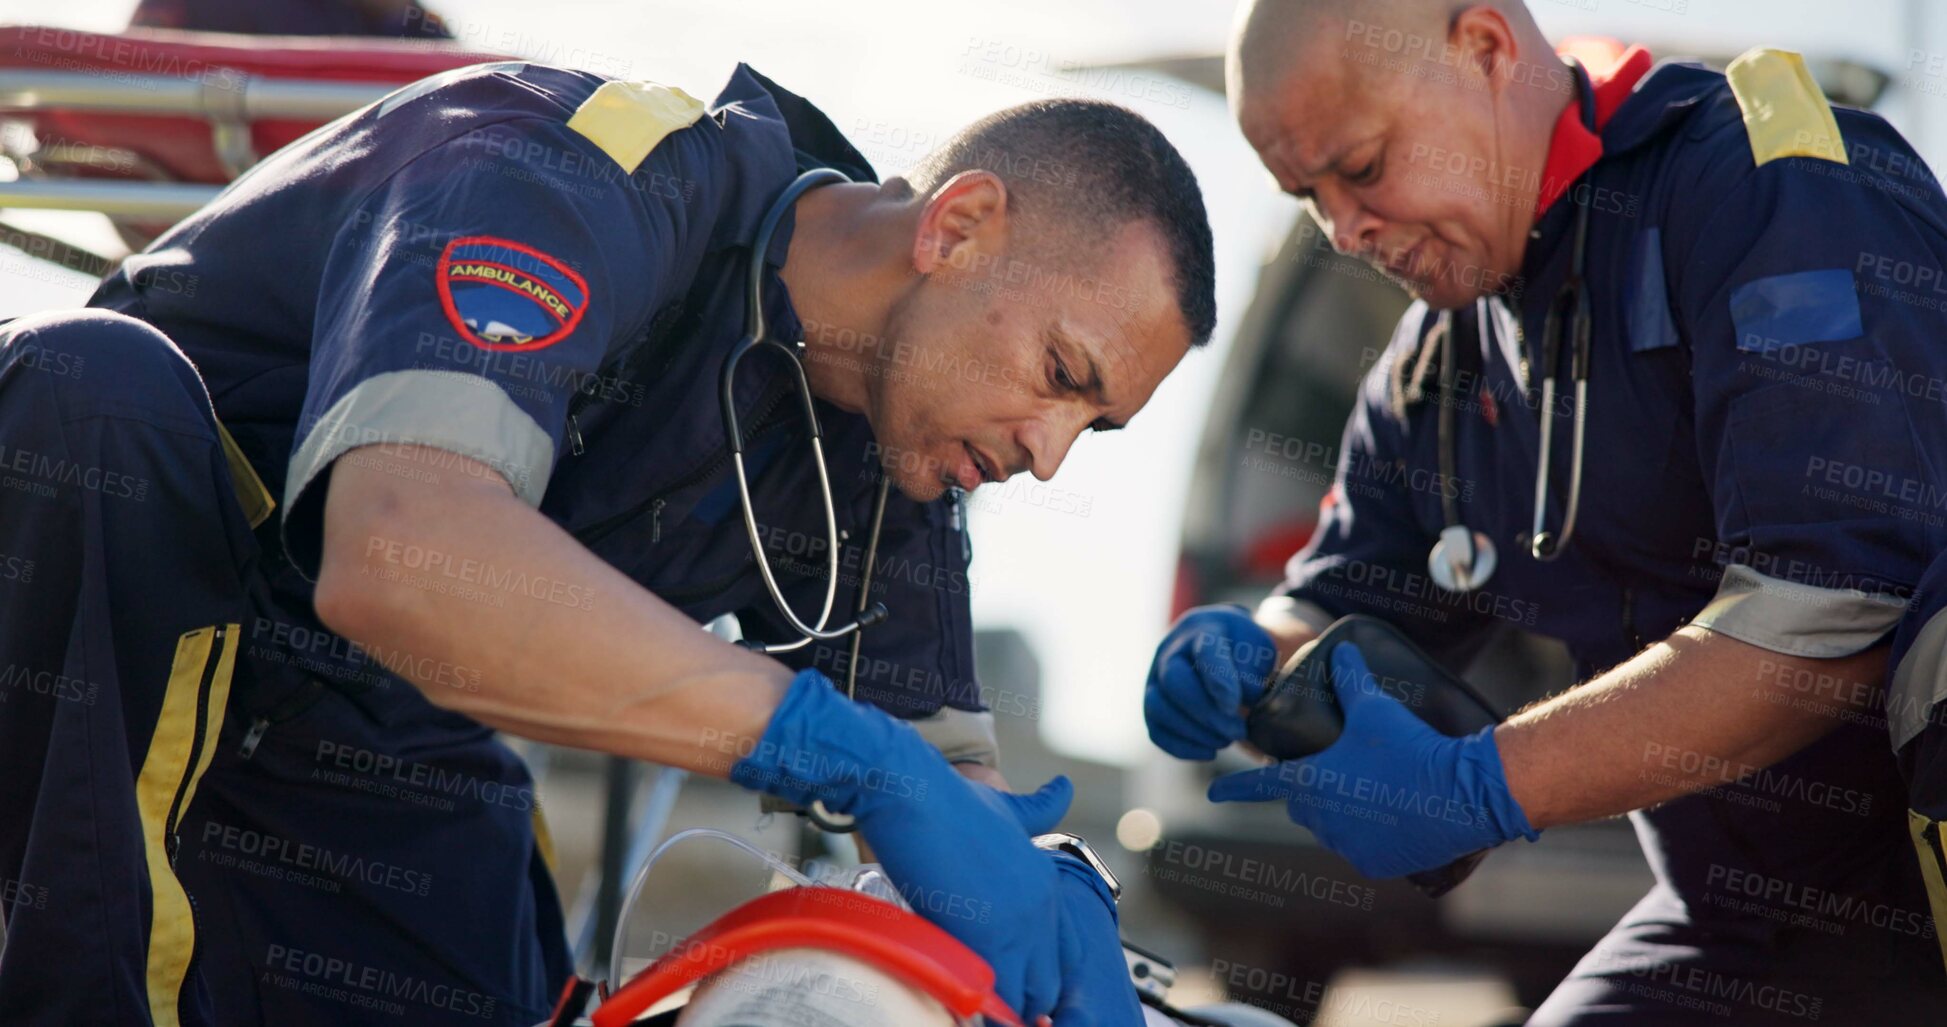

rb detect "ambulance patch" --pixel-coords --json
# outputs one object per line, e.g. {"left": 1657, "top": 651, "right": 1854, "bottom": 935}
{"left": 437, "top": 236, "right": 589, "bottom": 351}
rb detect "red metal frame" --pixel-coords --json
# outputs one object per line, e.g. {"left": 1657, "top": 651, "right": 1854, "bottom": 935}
{"left": 0, "top": 26, "right": 509, "bottom": 185}
{"left": 591, "top": 887, "right": 1026, "bottom": 1027}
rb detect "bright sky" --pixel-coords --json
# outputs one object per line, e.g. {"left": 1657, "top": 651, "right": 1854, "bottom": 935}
{"left": 0, "top": 0, "right": 1934, "bottom": 765}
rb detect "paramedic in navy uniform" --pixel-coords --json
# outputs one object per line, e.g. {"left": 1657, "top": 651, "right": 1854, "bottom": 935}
{"left": 0, "top": 60, "right": 1211, "bottom": 1026}
{"left": 1147, "top": 1, "right": 1947, "bottom": 1023}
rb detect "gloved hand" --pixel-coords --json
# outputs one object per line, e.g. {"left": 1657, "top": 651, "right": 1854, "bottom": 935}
{"left": 1207, "top": 644, "right": 1539, "bottom": 879}
{"left": 1145, "top": 605, "right": 1280, "bottom": 760}
{"left": 732, "top": 670, "right": 1075, "bottom": 1020}
{"left": 1047, "top": 854, "right": 1145, "bottom": 1027}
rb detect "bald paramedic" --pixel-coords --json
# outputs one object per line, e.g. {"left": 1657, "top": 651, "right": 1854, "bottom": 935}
{"left": 1145, "top": 1, "right": 1947, "bottom": 1023}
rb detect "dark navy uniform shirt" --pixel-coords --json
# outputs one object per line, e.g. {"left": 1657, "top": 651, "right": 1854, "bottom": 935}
{"left": 1277, "top": 51, "right": 1947, "bottom": 950}
{"left": 91, "top": 62, "right": 983, "bottom": 724}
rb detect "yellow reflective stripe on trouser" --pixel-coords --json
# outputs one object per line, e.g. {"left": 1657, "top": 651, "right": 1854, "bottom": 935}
{"left": 532, "top": 806, "right": 558, "bottom": 877}
{"left": 1907, "top": 809, "right": 1947, "bottom": 971}
{"left": 137, "top": 624, "right": 238, "bottom": 1027}
{"left": 213, "top": 420, "right": 273, "bottom": 529}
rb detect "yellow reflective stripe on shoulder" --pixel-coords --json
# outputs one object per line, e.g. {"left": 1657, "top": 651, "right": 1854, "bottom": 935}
{"left": 565, "top": 80, "right": 707, "bottom": 174}
{"left": 1726, "top": 47, "right": 1849, "bottom": 167}
{"left": 214, "top": 420, "right": 273, "bottom": 530}
{"left": 138, "top": 624, "right": 239, "bottom": 1027}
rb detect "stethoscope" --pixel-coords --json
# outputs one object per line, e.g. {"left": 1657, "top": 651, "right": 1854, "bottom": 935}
{"left": 724, "top": 167, "right": 910, "bottom": 835}
{"left": 722, "top": 166, "right": 891, "bottom": 659}
{"left": 1428, "top": 60, "right": 1594, "bottom": 594}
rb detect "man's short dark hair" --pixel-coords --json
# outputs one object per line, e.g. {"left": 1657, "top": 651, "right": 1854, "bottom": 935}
{"left": 911, "top": 99, "right": 1218, "bottom": 347}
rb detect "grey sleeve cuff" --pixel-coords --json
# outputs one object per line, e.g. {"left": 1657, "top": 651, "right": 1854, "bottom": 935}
{"left": 284, "top": 369, "right": 557, "bottom": 515}
{"left": 908, "top": 707, "right": 1001, "bottom": 769}
{"left": 1690, "top": 563, "right": 1906, "bottom": 659}
{"left": 1256, "top": 594, "right": 1339, "bottom": 636}
{"left": 1891, "top": 607, "right": 1947, "bottom": 750}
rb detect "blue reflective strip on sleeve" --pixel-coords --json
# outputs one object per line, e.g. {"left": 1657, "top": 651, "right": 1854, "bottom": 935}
{"left": 1731, "top": 268, "right": 1864, "bottom": 353}
{"left": 1628, "top": 228, "right": 1681, "bottom": 353}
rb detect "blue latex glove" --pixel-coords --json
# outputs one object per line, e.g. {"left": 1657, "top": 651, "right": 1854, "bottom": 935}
{"left": 1207, "top": 644, "right": 1539, "bottom": 879}
{"left": 732, "top": 670, "right": 1075, "bottom": 1020}
{"left": 1048, "top": 854, "right": 1145, "bottom": 1027}
{"left": 1144, "top": 605, "right": 1280, "bottom": 760}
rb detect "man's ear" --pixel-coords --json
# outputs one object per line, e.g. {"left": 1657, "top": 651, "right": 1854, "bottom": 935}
{"left": 1449, "top": 5, "right": 1519, "bottom": 91}
{"left": 912, "top": 170, "right": 1007, "bottom": 275}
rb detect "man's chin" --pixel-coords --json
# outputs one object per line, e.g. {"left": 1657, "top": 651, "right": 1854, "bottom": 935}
{"left": 883, "top": 465, "right": 950, "bottom": 504}
{"left": 1407, "top": 277, "right": 1492, "bottom": 311}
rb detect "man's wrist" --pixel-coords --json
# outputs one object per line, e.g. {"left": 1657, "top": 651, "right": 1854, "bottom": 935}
{"left": 954, "top": 762, "right": 1010, "bottom": 791}
{"left": 1253, "top": 596, "right": 1327, "bottom": 665}
{"left": 731, "top": 670, "right": 877, "bottom": 813}
{"left": 1475, "top": 724, "right": 1542, "bottom": 838}
{"left": 1048, "top": 850, "right": 1120, "bottom": 915}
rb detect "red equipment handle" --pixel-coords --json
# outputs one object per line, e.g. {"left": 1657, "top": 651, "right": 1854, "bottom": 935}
{"left": 590, "top": 887, "right": 1025, "bottom": 1027}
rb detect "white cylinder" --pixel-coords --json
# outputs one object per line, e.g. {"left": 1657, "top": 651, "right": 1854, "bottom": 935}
{"left": 676, "top": 946, "right": 960, "bottom": 1027}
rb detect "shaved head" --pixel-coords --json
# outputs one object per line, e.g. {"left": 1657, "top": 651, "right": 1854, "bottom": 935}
{"left": 1229, "top": 1, "right": 1531, "bottom": 96}
{"left": 1227, "top": 0, "right": 1570, "bottom": 308}
{"left": 1230, "top": 0, "right": 1448, "bottom": 100}
{"left": 909, "top": 99, "right": 1217, "bottom": 345}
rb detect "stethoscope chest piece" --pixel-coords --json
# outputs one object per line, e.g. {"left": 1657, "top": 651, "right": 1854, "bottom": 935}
{"left": 1424, "top": 61, "right": 1600, "bottom": 591}
{"left": 1429, "top": 524, "right": 1498, "bottom": 593}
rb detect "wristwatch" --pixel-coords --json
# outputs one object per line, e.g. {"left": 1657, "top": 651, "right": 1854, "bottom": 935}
{"left": 1033, "top": 833, "right": 1190, "bottom": 1007}
{"left": 1031, "top": 832, "right": 1121, "bottom": 902}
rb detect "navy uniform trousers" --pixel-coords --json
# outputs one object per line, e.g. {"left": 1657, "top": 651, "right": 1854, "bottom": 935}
{"left": 0, "top": 310, "right": 570, "bottom": 1026}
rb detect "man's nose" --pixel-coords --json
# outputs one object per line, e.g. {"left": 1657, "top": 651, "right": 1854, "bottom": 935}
{"left": 1018, "top": 410, "right": 1088, "bottom": 482}
{"left": 1314, "top": 182, "right": 1381, "bottom": 256}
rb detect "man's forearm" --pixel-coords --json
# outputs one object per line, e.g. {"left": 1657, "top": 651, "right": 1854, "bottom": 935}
{"left": 314, "top": 444, "right": 793, "bottom": 776}
{"left": 1495, "top": 625, "right": 1887, "bottom": 829}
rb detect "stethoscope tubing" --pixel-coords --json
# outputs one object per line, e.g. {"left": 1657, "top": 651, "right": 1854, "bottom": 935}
{"left": 722, "top": 167, "right": 887, "bottom": 654}
{"left": 1438, "top": 59, "right": 1597, "bottom": 588}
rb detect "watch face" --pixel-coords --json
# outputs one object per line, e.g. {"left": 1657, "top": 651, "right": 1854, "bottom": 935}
{"left": 1032, "top": 833, "right": 1122, "bottom": 901}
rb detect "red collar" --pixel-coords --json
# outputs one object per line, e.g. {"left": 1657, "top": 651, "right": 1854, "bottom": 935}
{"left": 1535, "top": 44, "right": 1654, "bottom": 216}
